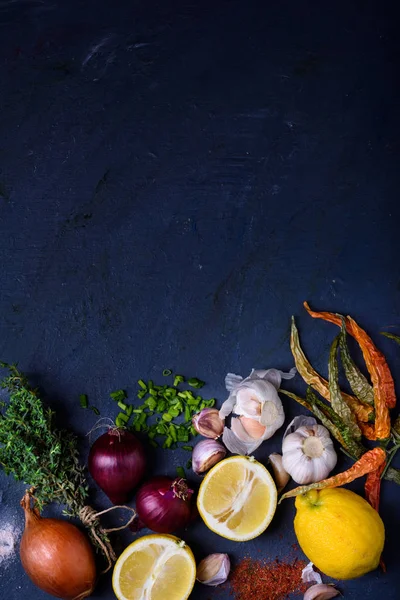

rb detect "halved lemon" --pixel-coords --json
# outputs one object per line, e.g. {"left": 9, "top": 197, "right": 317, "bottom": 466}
{"left": 112, "top": 534, "right": 196, "bottom": 600}
{"left": 197, "top": 455, "right": 277, "bottom": 541}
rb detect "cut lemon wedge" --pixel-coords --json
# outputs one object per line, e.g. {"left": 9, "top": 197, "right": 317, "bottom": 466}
{"left": 197, "top": 455, "right": 277, "bottom": 541}
{"left": 112, "top": 534, "right": 196, "bottom": 600}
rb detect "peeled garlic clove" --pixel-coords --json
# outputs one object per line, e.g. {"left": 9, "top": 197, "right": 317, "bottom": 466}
{"left": 239, "top": 416, "right": 266, "bottom": 440}
{"left": 303, "top": 584, "right": 340, "bottom": 600}
{"left": 192, "top": 408, "right": 224, "bottom": 439}
{"left": 197, "top": 553, "right": 230, "bottom": 586}
{"left": 192, "top": 439, "right": 226, "bottom": 475}
{"left": 269, "top": 453, "right": 290, "bottom": 493}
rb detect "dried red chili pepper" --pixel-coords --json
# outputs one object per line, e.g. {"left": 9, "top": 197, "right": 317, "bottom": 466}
{"left": 365, "top": 461, "right": 385, "bottom": 511}
{"left": 281, "top": 447, "right": 386, "bottom": 500}
{"left": 304, "top": 302, "right": 394, "bottom": 439}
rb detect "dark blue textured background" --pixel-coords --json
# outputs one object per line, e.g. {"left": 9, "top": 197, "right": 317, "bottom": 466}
{"left": 1, "top": 0, "right": 399, "bottom": 598}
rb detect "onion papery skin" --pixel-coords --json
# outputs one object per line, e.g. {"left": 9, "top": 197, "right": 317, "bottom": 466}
{"left": 20, "top": 497, "right": 96, "bottom": 599}
{"left": 88, "top": 428, "right": 146, "bottom": 504}
{"left": 136, "top": 476, "right": 193, "bottom": 534}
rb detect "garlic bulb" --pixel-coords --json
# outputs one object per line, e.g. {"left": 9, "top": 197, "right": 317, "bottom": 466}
{"left": 220, "top": 367, "right": 296, "bottom": 455}
{"left": 282, "top": 417, "right": 337, "bottom": 484}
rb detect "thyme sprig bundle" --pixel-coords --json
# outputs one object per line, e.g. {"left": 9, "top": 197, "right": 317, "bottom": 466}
{"left": 0, "top": 363, "right": 134, "bottom": 570}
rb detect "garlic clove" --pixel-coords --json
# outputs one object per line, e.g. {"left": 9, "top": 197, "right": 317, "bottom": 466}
{"left": 192, "top": 439, "right": 226, "bottom": 475}
{"left": 239, "top": 416, "right": 266, "bottom": 440}
{"left": 301, "top": 562, "right": 322, "bottom": 585}
{"left": 196, "top": 553, "right": 230, "bottom": 586}
{"left": 222, "top": 424, "right": 259, "bottom": 455}
{"left": 235, "top": 387, "right": 262, "bottom": 418}
{"left": 269, "top": 453, "right": 290, "bottom": 493}
{"left": 231, "top": 417, "right": 256, "bottom": 443}
{"left": 303, "top": 584, "right": 340, "bottom": 600}
{"left": 192, "top": 408, "right": 225, "bottom": 439}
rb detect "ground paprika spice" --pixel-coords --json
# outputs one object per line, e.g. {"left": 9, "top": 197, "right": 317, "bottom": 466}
{"left": 230, "top": 557, "right": 308, "bottom": 600}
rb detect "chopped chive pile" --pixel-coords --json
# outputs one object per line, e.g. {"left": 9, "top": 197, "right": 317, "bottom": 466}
{"left": 109, "top": 372, "right": 216, "bottom": 449}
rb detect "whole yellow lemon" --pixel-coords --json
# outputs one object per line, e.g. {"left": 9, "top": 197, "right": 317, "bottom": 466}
{"left": 294, "top": 487, "right": 384, "bottom": 579}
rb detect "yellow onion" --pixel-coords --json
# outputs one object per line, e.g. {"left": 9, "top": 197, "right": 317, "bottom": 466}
{"left": 20, "top": 493, "right": 97, "bottom": 599}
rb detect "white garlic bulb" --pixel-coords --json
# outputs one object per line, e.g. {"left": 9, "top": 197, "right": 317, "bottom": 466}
{"left": 282, "top": 417, "right": 337, "bottom": 484}
{"left": 220, "top": 367, "right": 296, "bottom": 455}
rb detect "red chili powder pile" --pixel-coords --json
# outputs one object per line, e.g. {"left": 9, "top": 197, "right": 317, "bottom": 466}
{"left": 230, "top": 557, "right": 308, "bottom": 600}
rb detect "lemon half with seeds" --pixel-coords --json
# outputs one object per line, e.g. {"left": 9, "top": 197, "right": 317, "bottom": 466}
{"left": 112, "top": 534, "right": 196, "bottom": 600}
{"left": 197, "top": 455, "right": 277, "bottom": 541}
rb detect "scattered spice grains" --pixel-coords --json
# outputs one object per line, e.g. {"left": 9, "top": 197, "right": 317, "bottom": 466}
{"left": 0, "top": 525, "right": 21, "bottom": 567}
{"left": 230, "top": 557, "right": 308, "bottom": 600}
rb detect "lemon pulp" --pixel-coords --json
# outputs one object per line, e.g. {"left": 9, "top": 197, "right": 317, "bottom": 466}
{"left": 112, "top": 534, "right": 196, "bottom": 600}
{"left": 197, "top": 456, "right": 277, "bottom": 541}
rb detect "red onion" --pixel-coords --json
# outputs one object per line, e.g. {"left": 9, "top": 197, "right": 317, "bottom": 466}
{"left": 136, "top": 476, "right": 193, "bottom": 533}
{"left": 20, "top": 493, "right": 96, "bottom": 599}
{"left": 88, "top": 428, "right": 146, "bottom": 504}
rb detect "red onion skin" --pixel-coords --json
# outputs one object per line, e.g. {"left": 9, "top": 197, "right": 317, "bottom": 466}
{"left": 89, "top": 428, "right": 146, "bottom": 504}
{"left": 136, "top": 476, "right": 193, "bottom": 534}
{"left": 20, "top": 495, "right": 96, "bottom": 600}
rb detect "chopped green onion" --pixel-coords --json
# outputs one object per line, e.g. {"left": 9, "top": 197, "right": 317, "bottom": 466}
{"left": 176, "top": 466, "right": 186, "bottom": 479}
{"left": 79, "top": 394, "right": 88, "bottom": 409}
{"left": 118, "top": 400, "right": 128, "bottom": 411}
{"left": 117, "top": 411, "right": 129, "bottom": 423}
{"left": 132, "top": 408, "right": 143, "bottom": 414}
{"left": 163, "top": 369, "right": 172, "bottom": 376}
{"left": 188, "top": 378, "right": 205, "bottom": 389}
{"left": 186, "top": 459, "right": 192, "bottom": 469}
{"left": 174, "top": 375, "right": 184, "bottom": 387}
{"left": 184, "top": 406, "right": 191, "bottom": 422}
{"left": 110, "top": 389, "right": 127, "bottom": 402}
{"left": 125, "top": 405, "right": 133, "bottom": 417}
{"left": 162, "top": 413, "right": 173, "bottom": 422}
{"left": 138, "top": 379, "right": 147, "bottom": 390}
{"left": 115, "top": 416, "right": 125, "bottom": 427}
{"left": 90, "top": 406, "right": 100, "bottom": 415}
{"left": 168, "top": 408, "right": 180, "bottom": 418}
{"left": 182, "top": 446, "right": 193, "bottom": 452}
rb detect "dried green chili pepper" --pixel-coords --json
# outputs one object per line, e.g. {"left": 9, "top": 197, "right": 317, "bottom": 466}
{"left": 329, "top": 335, "right": 361, "bottom": 440}
{"left": 290, "top": 317, "right": 373, "bottom": 423}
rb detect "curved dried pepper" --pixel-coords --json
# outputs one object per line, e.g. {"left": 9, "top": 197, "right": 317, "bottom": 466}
{"left": 340, "top": 321, "right": 374, "bottom": 406}
{"left": 280, "top": 447, "right": 386, "bottom": 501}
{"left": 304, "top": 302, "right": 396, "bottom": 412}
{"left": 329, "top": 335, "right": 361, "bottom": 440}
{"left": 278, "top": 388, "right": 313, "bottom": 412}
{"left": 306, "top": 388, "right": 364, "bottom": 459}
{"left": 290, "top": 317, "right": 373, "bottom": 423}
{"left": 381, "top": 331, "right": 400, "bottom": 345}
{"left": 365, "top": 461, "right": 385, "bottom": 511}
